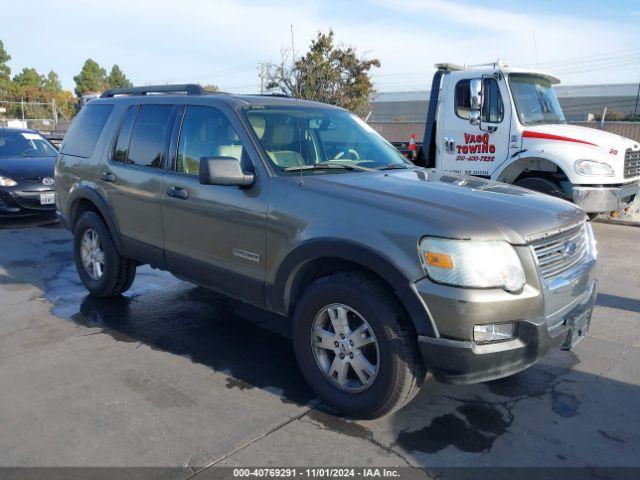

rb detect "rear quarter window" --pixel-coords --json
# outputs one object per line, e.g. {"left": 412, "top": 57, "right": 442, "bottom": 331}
{"left": 61, "top": 103, "right": 114, "bottom": 158}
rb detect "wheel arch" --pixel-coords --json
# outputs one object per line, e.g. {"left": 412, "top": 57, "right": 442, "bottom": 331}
{"left": 270, "top": 239, "right": 437, "bottom": 337}
{"left": 496, "top": 155, "right": 571, "bottom": 185}
{"left": 67, "top": 186, "right": 124, "bottom": 254}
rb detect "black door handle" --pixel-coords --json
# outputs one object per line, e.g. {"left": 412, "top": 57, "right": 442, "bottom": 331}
{"left": 166, "top": 186, "right": 189, "bottom": 200}
{"left": 100, "top": 171, "right": 116, "bottom": 182}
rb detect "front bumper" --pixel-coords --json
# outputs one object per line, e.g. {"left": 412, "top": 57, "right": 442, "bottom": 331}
{"left": 572, "top": 182, "right": 639, "bottom": 213}
{"left": 0, "top": 187, "right": 56, "bottom": 216}
{"left": 417, "top": 280, "right": 597, "bottom": 384}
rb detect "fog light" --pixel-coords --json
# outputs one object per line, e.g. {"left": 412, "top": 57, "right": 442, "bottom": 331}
{"left": 473, "top": 322, "right": 515, "bottom": 343}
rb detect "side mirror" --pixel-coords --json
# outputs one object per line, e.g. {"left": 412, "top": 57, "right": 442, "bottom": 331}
{"left": 469, "top": 78, "right": 482, "bottom": 125}
{"left": 199, "top": 156, "right": 254, "bottom": 187}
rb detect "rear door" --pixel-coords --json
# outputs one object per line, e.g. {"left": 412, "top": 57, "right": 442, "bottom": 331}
{"left": 439, "top": 75, "right": 511, "bottom": 177}
{"left": 161, "top": 104, "right": 267, "bottom": 305}
{"left": 99, "top": 103, "right": 177, "bottom": 266}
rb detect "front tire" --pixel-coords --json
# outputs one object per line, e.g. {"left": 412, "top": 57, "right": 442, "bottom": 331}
{"left": 73, "top": 212, "right": 136, "bottom": 297}
{"left": 292, "top": 272, "right": 425, "bottom": 419}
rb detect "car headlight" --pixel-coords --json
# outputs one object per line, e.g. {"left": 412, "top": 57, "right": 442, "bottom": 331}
{"left": 574, "top": 159, "right": 614, "bottom": 176}
{"left": 0, "top": 176, "right": 17, "bottom": 187}
{"left": 418, "top": 237, "right": 526, "bottom": 292}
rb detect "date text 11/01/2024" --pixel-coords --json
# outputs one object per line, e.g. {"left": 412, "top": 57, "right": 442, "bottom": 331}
{"left": 233, "top": 468, "right": 401, "bottom": 478}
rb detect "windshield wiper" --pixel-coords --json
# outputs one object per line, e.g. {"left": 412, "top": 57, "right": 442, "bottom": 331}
{"left": 376, "top": 164, "right": 411, "bottom": 171}
{"left": 283, "top": 162, "right": 376, "bottom": 173}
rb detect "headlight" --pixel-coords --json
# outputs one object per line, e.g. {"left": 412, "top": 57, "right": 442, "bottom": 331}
{"left": 418, "top": 237, "right": 526, "bottom": 292}
{"left": 0, "top": 176, "right": 17, "bottom": 187}
{"left": 574, "top": 159, "right": 614, "bottom": 176}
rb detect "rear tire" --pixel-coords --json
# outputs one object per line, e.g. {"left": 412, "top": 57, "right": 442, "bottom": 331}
{"left": 73, "top": 211, "right": 136, "bottom": 297}
{"left": 292, "top": 272, "right": 425, "bottom": 419}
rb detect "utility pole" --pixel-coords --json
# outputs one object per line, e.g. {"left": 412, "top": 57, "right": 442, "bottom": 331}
{"left": 600, "top": 107, "right": 607, "bottom": 129}
{"left": 258, "top": 63, "right": 266, "bottom": 94}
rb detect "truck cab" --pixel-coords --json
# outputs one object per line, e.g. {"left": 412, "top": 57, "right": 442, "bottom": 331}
{"left": 419, "top": 60, "right": 640, "bottom": 217}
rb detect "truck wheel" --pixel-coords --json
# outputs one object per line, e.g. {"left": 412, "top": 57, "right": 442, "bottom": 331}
{"left": 292, "top": 272, "right": 425, "bottom": 419}
{"left": 73, "top": 211, "right": 137, "bottom": 297}
{"left": 515, "top": 177, "right": 565, "bottom": 199}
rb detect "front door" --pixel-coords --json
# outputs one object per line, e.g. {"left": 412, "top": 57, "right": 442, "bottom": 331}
{"left": 439, "top": 74, "right": 511, "bottom": 177}
{"left": 161, "top": 104, "right": 267, "bottom": 306}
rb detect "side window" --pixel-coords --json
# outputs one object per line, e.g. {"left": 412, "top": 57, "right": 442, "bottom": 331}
{"left": 481, "top": 78, "right": 504, "bottom": 123}
{"left": 126, "top": 105, "right": 173, "bottom": 168}
{"left": 61, "top": 103, "right": 113, "bottom": 158}
{"left": 455, "top": 78, "right": 504, "bottom": 123}
{"left": 113, "top": 106, "right": 138, "bottom": 162}
{"left": 454, "top": 80, "right": 471, "bottom": 119}
{"left": 176, "top": 106, "right": 244, "bottom": 175}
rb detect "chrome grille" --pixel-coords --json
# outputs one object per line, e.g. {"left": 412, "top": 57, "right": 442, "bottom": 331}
{"left": 531, "top": 224, "right": 588, "bottom": 283}
{"left": 624, "top": 149, "right": 640, "bottom": 179}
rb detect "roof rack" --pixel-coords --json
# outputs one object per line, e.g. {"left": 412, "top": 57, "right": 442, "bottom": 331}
{"left": 100, "top": 84, "right": 206, "bottom": 98}
{"left": 249, "top": 93, "right": 290, "bottom": 98}
{"left": 435, "top": 63, "right": 466, "bottom": 72}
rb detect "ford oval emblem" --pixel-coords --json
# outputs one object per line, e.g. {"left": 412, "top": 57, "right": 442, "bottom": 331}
{"left": 563, "top": 240, "right": 577, "bottom": 256}
{"left": 42, "top": 177, "right": 54, "bottom": 186}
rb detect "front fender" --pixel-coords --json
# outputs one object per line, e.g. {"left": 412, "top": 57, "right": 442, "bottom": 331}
{"left": 269, "top": 238, "right": 438, "bottom": 337}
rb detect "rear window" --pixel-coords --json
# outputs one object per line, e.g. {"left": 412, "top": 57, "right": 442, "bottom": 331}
{"left": 61, "top": 103, "right": 113, "bottom": 158}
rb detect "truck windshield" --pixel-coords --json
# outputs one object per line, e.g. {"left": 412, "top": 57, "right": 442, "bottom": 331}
{"left": 509, "top": 74, "right": 566, "bottom": 125}
{"left": 241, "top": 106, "right": 409, "bottom": 173}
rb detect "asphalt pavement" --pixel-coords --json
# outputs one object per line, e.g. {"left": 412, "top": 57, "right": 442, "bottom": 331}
{"left": 0, "top": 216, "right": 638, "bottom": 477}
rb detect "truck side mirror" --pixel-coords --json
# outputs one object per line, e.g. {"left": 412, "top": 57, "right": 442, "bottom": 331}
{"left": 199, "top": 156, "right": 254, "bottom": 187}
{"left": 469, "top": 79, "right": 482, "bottom": 126}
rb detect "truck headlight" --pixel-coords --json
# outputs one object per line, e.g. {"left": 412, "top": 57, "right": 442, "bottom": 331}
{"left": 574, "top": 159, "right": 614, "bottom": 177}
{"left": 0, "top": 176, "right": 17, "bottom": 187}
{"left": 418, "top": 237, "right": 526, "bottom": 292}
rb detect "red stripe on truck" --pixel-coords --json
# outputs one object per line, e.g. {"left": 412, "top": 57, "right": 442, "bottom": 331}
{"left": 522, "top": 130, "right": 597, "bottom": 146}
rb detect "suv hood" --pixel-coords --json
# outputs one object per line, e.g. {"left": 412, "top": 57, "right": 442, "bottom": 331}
{"left": 522, "top": 123, "right": 638, "bottom": 152}
{"left": 309, "top": 169, "right": 585, "bottom": 244}
{"left": 0, "top": 156, "right": 56, "bottom": 180}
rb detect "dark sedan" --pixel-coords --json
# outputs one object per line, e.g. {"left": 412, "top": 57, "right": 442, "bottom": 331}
{"left": 0, "top": 128, "right": 58, "bottom": 217}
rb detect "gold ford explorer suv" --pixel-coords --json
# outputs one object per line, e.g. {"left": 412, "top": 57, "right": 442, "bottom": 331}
{"left": 55, "top": 85, "right": 597, "bottom": 419}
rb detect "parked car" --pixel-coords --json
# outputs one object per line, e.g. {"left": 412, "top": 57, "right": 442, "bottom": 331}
{"left": 56, "top": 85, "right": 597, "bottom": 419}
{"left": 391, "top": 60, "right": 640, "bottom": 219}
{"left": 0, "top": 128, "right": 58, "bottom": 217}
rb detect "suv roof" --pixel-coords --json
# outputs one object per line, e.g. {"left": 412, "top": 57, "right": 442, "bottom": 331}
{"left": 94, "top": 84, "right": 341, "bottom": 110}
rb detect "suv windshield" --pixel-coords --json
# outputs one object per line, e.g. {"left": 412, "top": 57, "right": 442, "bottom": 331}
{"left": 242, "top": 106, "right": 409, "bottom": 173}
{"left": 0, "top": 130, "right": 58, "bottom": 158}
{"left": 509, "top": 74, "right": 566, "bottom": 125}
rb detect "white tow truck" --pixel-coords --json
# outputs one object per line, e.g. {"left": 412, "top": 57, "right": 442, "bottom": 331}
{"left": 398, "top": 60, "right": 640, "bottom": 218}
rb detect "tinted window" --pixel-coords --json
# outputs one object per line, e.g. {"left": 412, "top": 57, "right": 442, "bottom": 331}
{"left": 176, "top": 106, "right": 244, "bottom": 175}
{"left": 113, "top": 106, "right": 139, "bottom": 162}
{"left": 127, "top": 105, "right": 173, "bottom": 168}
{"left": 61, "top": 103, "right": 113, "bottom": 158}
{"left": 455, "top": 79, "right": 504, "bottom": 123}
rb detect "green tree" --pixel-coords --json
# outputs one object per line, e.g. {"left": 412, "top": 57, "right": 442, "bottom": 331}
{"left": 265, "top": 30, "right": 380, "bottom": 115}
{"left": 73, "top": 58, "right": 107, "bottom": 96}
{"left": 43, "top": 71, "right": 62, "bottom": 92}
{"left": 0, "top": 40, "right": 12, "bottom": 95}
{"left": 202, "top": 84, "right": 219, "bottom": 92}
{"left": 12, "top": 68, "right": 44, "bottom": 89}
{"left": 106, "top": 64, "right": 132, "bottom": 89}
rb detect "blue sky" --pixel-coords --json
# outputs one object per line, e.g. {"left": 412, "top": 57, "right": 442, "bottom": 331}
{"left": 2, "top": 0, "right": 639, "bottom": 93}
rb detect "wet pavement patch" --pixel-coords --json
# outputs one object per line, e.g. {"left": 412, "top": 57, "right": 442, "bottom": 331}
{"left": 551, "top": 391, "right": 580, "bottom": 417}
{"left": 396, "top": 401, "right": 511, "bottom": 454}
{"left": 45, "top": 263, "right": 315, "bottom": 407}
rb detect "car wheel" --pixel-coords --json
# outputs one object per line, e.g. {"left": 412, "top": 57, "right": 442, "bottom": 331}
{"left": 73, "top": 211, "right": 136, "bottom": 297}
{"left": 292, "top": 271, "right": 425, "bottom": 419}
